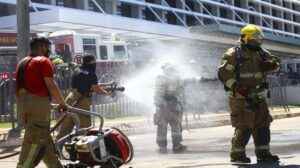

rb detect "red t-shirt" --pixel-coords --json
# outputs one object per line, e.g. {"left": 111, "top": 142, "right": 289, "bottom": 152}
{"left": 16, "top": 56, "right": 54, "bottom": 97}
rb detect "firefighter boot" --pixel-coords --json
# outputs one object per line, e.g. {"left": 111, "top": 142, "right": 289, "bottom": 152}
{"left": 256, "top": 150, "right": 279, "bottom": 163}
{"left": 172, "top": 143, "right": 187, "bottom": 153}
{"left": 230, "top": 152, "right": 251, "bottom": 163}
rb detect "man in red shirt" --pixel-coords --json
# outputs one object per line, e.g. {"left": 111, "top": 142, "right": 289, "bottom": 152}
{"left": 16, "top": 37, "right": 68, "bottom": 168}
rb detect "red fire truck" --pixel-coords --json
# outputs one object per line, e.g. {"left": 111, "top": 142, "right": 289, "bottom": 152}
{"left": 48, "top": 31, "right": 132, "bottom": 83}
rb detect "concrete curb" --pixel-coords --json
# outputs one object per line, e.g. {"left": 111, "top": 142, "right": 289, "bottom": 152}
{"left": 1, "top": 110, "right": 300, "bottom": 148}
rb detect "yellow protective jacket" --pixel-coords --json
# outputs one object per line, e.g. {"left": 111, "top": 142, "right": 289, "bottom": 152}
{"left": 218, "top": 46, "right": 280, "bottom": 98}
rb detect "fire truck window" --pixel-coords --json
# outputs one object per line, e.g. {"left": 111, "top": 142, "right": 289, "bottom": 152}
{"left": 82, "top": 38, "right": 96, "bottom": 45}
{"left": 82, "top": 38, "right": 97, "bottom": 57}
{"left": 83, "top": 46, "right": 97, "bottom": 57}
{"left": 113, "top": 46, "right": 126, "bottom": 60}
{"left": 100, "top": 45, "right": 108, "bottom": 60}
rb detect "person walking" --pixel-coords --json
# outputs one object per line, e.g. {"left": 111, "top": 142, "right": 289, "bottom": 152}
{"left": 16, "top": 37, "right": 68, "bottom": 168}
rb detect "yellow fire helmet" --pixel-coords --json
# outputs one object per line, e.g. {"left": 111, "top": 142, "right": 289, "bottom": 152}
{"left": 52, "top": 57, "right": 64, "bottom": 65}
{"left": 240, "top": 24, "right": 264, "bottom": 44}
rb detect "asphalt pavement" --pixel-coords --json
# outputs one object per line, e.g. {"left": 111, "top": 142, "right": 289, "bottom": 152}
{"left": 1, "top": 107, "right": 300, "bottom": 167}
{"left": 126, "top": 116, "right": 300, "bottom": 168}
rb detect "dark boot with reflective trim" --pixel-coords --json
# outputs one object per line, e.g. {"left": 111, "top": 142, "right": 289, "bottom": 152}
{"left": 256, "top": 150, "right": 279, "bottom": 162}
{"left": 230, "top": 152, "right": 251, "bottom": 163}
{"left": 172, "top": 143, "right": 187, "bottom": 153}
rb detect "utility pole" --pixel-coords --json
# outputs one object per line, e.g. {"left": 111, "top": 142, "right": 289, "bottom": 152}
{"left": 17, "top": 0, "right": 30, "bottom": 60}
{"left": 15, "top": 0, "right": 30, "bottom": 130}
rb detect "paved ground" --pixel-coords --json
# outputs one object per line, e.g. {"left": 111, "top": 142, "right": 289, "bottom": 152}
{"left": 126, "top": 116, "right": 300, "bottom": 168}
{"left": 1, "top": 108, "right": 300, "bottom": 167}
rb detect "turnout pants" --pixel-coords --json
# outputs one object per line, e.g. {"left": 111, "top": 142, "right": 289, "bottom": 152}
{"left": 155, "top": 104, "right": 183, "bottom": 147}
{"left": 229, "top": 97, "right": 273, "bottom": 158}
{"left": 56, "top": 89, "right": 91, "bottom": 140}
{"left": 17, "top": 89, "right": 63, "bottom": 168}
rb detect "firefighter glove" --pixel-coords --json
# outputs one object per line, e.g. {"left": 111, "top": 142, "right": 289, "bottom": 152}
{"left": 234, "top": 84, "right": 250, "bottom": 97}
{"left": 57, "top": 103, "right": 69, "bottom": 113}
{"left": 262, "top": 60, "right": 278, "bottom": 72}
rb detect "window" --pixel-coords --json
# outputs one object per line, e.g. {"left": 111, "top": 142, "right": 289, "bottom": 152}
{"left": 203, "top": 5, "right": 211, "bottom": 15}
{"left": 113, "top": 46, "right": 127, "bottom": 60}
{"left": 56, "top": 0, "right": 64, "bottom": 6}
{"left": 82, "top": 38, "right": 96, "bottom": 57}
{"left": 88, "top": 0, "right": 95, "bottom": 11}
{"left": 83, "top": 38, "right": 96, "bottom": 45}
{"left": 57, "top": 0, "right": 76, "bottom": 8}
{"left": 143, "top": 8, "right": 156, "bottom": 21}
{"left": 31, "top": 0, "right": 44, "bottom": 3}
{"left": 261, "top": 6, "right": 266, "bottom": 14}
{"left": 165, "top": 0, "right": 176, "bottom": 8}
{"left": 220, "top": 8, "right": 227, "bottom": 18}
{"left": 296, "top": 63, "right": 300, "bottom": 74}
{"left": 248, "top": 2, "right": 254, "bottom": 7}
{"left": 249, "top": 15, "right": 255, "bottom": 24}
{"left": 118, "top": 3, "right": 132, "bottom": 17}
{"left": 166, "top": 12, "right": 177, "bottom": 25}
{"left": 295, "top": 27, "right": 299, "bottom": 34}
{"left": 273, "top": 21, "right": 279, "bottom": 30}
{"left": 145, "top": 0, "right": 155, "bottom": 3}
{"left": 99, "top": 45, "right": 108, "bottom": 60}
{"left": 234, "top": 0, "right": 241, "bottom": 7}
{"left": 88, "top": 0, "right": 101, "bottom": 12}
{"left": 272, "top": 9, "right": 277, "bottom": 17}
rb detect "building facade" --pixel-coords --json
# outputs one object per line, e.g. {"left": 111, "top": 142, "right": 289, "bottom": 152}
{"left": 1, "top": 0, "right": 299, "bottom": 37}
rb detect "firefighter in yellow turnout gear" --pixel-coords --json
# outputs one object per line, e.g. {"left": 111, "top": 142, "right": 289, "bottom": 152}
{"left": 154, "top": 63, "right": 210, "bottom": 153}
{"left": 218, "top": 24, "right": 280, "bottom": 163}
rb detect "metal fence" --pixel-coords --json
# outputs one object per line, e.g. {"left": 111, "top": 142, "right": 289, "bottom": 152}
{"left": 1, "top": 62, "right": 300, "bottom": 130}
{"left": 0, "top": 56, "right": 18, "bottom": 129}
